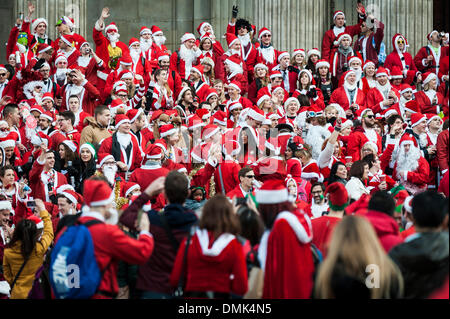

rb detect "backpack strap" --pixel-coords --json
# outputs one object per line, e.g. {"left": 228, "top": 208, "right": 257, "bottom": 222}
{"left": 158, "top": 210, "right": 180, "bottom": 252}
{"left": 10, "top": 257, "right": 30, "bottom": 293}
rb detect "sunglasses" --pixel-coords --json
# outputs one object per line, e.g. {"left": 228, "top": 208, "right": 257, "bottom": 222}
{"left": 245, "top": 175, "right": 255, "bottom": 179}
{"left": 0, "top": 73, "right": 6, "bottom": 77}
{"left": 364, "top": 115, "right": 375, "bottom": 119}
{"left": 262, "top": 34, "right": 271, "bottom": 38}
{"left": 397, "top": 40, "right": 405, "bottom": 44}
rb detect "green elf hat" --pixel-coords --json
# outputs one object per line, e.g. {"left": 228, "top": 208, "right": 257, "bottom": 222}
{"left": 79, "top": 143, "right": 97, "bottom": 160}
{"left": 326, "top": 182, "right": 349, "bottom": 211}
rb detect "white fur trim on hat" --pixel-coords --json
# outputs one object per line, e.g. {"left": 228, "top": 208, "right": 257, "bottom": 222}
{"left": 0, "top": 140, "right": 15, "bottom": 149}
{"left": 411, "top": 115, "right": 427, "bottom": 128}
{"left": 60, "top": 35, "right": 72, "bottom": 46}
{"left": 115, "top": 118, "right": 131, "bottom": 130}
{"left": 423, "top": 73, "right": 437, "bottom": 86}
{"left": 258, "top": 30, "right": 271, "bottom": 40}
{"left": 39, "top": 113, "right": 53, "bottom": 122}
{"left": 31, "top": 134, "right": 48, "bottom": 147}
{"left": 79, "top": 143, "right": 96, "bottom": 157}
{"left": 254, "top": 63, "right": 269, "bottom": 71}
{"left": 307, "top": 48, "right": 321, "bottom": 58}
{"left": 284, "top": 97, "right": 300, "bottom": 109}
{"left": 228, "top": 82, "right": 241, "bottom": 93}
{"left": 140, "top": 27, "right": 151, "bottom": 36}
{"left": 181, "top": 33, "right": 196, "bottom": 43}
{"left": 249, "top": 109, "right": 266, "bottom": 123}
{"left": 32, "top": 18, "right": 48, "bottom": 31}
{"left": 105, "top": 23, "right": 118, "bottom": 34}
{"left": 204, "top": 127, "right": 220, "bottom": 140}
{"left": 333, "top": 11, "right": 345, "bottom": 20}
{"left": 299, "top": 69, "right": 313, "bottom": 82}
{"left": 315, "top": 60, "right": 330, "bottom": 70}
{"left": 99, "top": 154, "right": 115, "bottom": 168}
{"left": 60, "top": 191, "right": 78, "bottom": 205}
{"left": 125, "top": 184, "right": 140, "bottom": 198}
{"left": 62, "top": 140, "right": 77, "bottom": 153}
{"left": 255, "top": 188, "right": 289, "bottom": 204}
{"left": 278, "top": 52, "right": 290, "bottom": 62}
{"left": 257, "top": 95, "right": 271, "bottom": 107}
{"left": 229, "top": 102, "right": 243, "bottom": 112}
{"left": 160, "top": 128, "right": 178, "bottom": 138}
{"left": 0, "top": 201, "right": 12, "bottom": 211}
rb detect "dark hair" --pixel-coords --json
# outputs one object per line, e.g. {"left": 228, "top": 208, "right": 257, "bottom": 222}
{"left": 199, "top": 195, "right": 241, "bottom": 236}
{"left": 59, "top": 111, "right": 75, "bottom": 126}
{"left": 58, "top": 142, "right": 78, "bottom": 165}
{"left": 56, "top": 193, "right": 71, "bottom": 204}
{"left": 349, "top": 160, "right": 368, "bottom": 180}
{"left": 374, "top": 120, "right": 385, "bottom": 136}
{"left": 412, "top": 191, "right": 448, "bottom": 228}
{"left": 443, "top": 119, "right": 449, "bottom": 131}
{"left": 259, "top": 201, "right": 295, "bottom": 229}
{"left": 328, "top": 161, "right": 347, "bottom": 184}
{"left": 68, "top": 95, "right": 80, "bottom": 102}
{"left": 368, "top": 191, "right": 395, "bottom": 217}
{"left": 235, "top": 19, "right": 252, "bottom": 35}
{"left": 236, "top": 205, "right": 264, "bottom": 246}
{"left": 2, "top": 104, "right": 19, "bottom": 119}
{"left": 8, "top": 219, "right": 39, "bottom": 259}
{"left": 164, "top": 171, "right": 189, "bottom": 204}
{"left": 362, "top": 154, "right": 377, "bottom": 169}
{"left": 238, "top": 166, "right": 253, "bottom": 183}
{"left": 94, "top": 105, "right": 110, "bottom": 119}
{"left": 0, "top": 165, "right": 15, "bottom": 177}
{"left": 387, "top": 114, "right": 404, "bottom": 132}
{"left": 4, "top": 64, "right": 15, "bottom": 80}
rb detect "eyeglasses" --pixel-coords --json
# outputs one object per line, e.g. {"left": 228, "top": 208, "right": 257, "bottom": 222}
{"left": 104, "top": 161, "right": 117, "bottom": 166}
{"left": 245, "top": 175, "right": 255, "bottom": 179}
{"left": 117, "top": 94, "right": 128, "bottom": 98}
{"left": 262, "top": 34, "right": 271, "bottom": 38}
{"left": 0, "top": 127, "right": 9, "bottom": 132}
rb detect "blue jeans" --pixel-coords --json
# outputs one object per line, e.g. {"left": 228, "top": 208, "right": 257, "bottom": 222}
{"left": 140, "top": 290, "right": 173, "bottom": 299}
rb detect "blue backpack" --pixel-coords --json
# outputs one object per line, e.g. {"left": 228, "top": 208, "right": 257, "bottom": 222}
{"left": 49, "top": 220, "right": 107, "bottom": 299}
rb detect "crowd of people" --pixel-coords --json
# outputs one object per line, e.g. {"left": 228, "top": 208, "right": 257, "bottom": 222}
{"left": 0, "top": 2, "right": 448, "bottom": 300}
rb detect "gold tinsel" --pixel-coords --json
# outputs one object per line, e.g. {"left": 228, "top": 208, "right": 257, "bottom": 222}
{"left": 94, "top": 171, "right": 128, "bottom": 210}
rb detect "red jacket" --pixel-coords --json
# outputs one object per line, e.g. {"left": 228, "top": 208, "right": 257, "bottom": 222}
{"left": 393, "top": 156, "right": 430, "bottom": 194}
{"left": 191, "top": 161, "right": 241, "bottom": 195}
{"left": 414, "top": 45, "right": 448, "bottom": 76}
{"left": 365, "top": 85, "right": 401, "bottom": 115}
{"left": 321, "top": 22, "right": 363, "bottom": 63}
{"left": 29, "top": 159, "right": 68, "bottom": 202}
{"left": 414, "top": 90, "right": 447, "bottom": 116}
{"left": 364, "top": 210, "right": 403, "bottom": 253}
{"left": 436, "top": 129, "right": 449, "bottom": 173}
{"left": 129, "top": 164, "right": 170, "bottom": 190}
{"left": 93, "top": 26, "right": 130, "bottom": 73}
{"left": 226, "top": 185, "right": 247, "bottom": 200}
{"left": 169, "top": 49, "right": 201, "bottom": 80}
{"left": 347, "top": 127, "right": 382, "bottom": 161}
{"left": 98, "top": 134, "right": 143, "bottom": 172}
{"left": 61, "top": 80, "right": 100, "bottom": 116}
{"left": 353, "top": 21, "right": 385, "bottom": 65}
{"left": 384, "top": 34, "right": 420, "bottom": 85}
{"left": 329, "top": 85, "right": 366, "bottom": 112}
{"left": 311, "top": 216, "right": 342, "bottom": 258}
{"left": 170, "top": 229, "right": 248, "bottom": 296}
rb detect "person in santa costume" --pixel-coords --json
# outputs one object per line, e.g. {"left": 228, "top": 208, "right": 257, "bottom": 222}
{"left": 128, "top": 37, "right": 153, "bottom": 79}
{"left": 226, "top": 166, "right": 256, "bottom": 200}
{"left": 127, "top": 108, "right": 147, "bottom": 149}
{"left": 29, "top": 142, "right": 68, "bottom": 204}
{"left": 151, "top": 25, "right": 170, "bottom": 56}
{"left": 390, "top": 66, "right": 405, "bottom": 91}
{"left": 60, "top": 68, "right": 100, "bottom": 116}
{"left": 56, "top": 34, "right": 81, "bottom": 68}
{"left": 0, "top": 65, "right": 15, "bottom": 101}
{"left": 384, "top": 33, "right": 422, "bottom": 85}
{"left": 255, "top": 179, "right": 314, "bottom": 299}
{"left": 436, "top": 125, "right": 449, "bottom": 179}
{"left": 6, "top": 21, "right": 35, "bottom": 71}
{"left": 54, "top": 15, "right": 86, "bottom": 52}
{"left": 347, "top": 55, "right": 369, "bottom": 92}
{"left": 330, "top": 32, "right": 355, "bottom": 83}
{"left": 318, "top": 120, "right": 347, "bottom": 180}
{"left": 198, "top": 31, "right": 224, "bottom": 72}
{"left": 73, "top": 42, "right": 107, "bottom": 90}
{"left": 425, "top": 114, "right": 443, "bottom": 189}
{"left": 98, "top": 111, "right": 143, "bottom": 176}
{"left": 329, "top": 70, "right": 366, "bottom": 119}
{"left": 402, "top": 112, "right": 435, "bottom": 161}
{"left": 93, "top": 7, "right": 130, "bottom": 74}
{"left": 365, "top": 67, "right": 401, "bottom": 115}
{"left": 67, "top": 95, "right": 90, "bottom": 133}
{"left": 321, "top": 5, "right": 366, "bottom": 63}
{"left": 353, "top": 14, "right": 384, "bottom": 65}
{"left": 19, "top": 2, "right": 52, "bottom": 55}
{"left": 56, "top": 178, "right": 154, "bottom": 299}
{"left": 150, "top": 68, "right": 175, "bottom": 111}
{"left": 222, "top": 53, "right": 248, "bottom": 96}
{"left": 272, "top": 51, "right": 299, "bottom": 95}
{"left": 138, "top": 26, "right": 156, "bottom": 62}
{"left": 53, "top": 186, "right": 81, "bottom": 232}
{"left": 156, "top": 52, "right": 183, "bottom": 101}
{"left": 414, "top": 30, "right": 449, "bottom": 82}
{"left": 313, "top": 59, "right": 334, "bottom": 105}
{"left": 256, "top": 27, "right": 280, "bottom": 71}
{"left": 292, "top": 69, "right": 326, "bottom": 110}
{"left": 415, "top": 72, "right": 447, "bottom": 116}
{"left": 311, "top": 182, "right": 349, "bottom": 258}
{"left": 248, "top": 63, "right": 269, "bottom": 104}
{"left": 392, "top": 134, "right": 430, "bottom": 195}
{"left": 225, "top": 80, "right": 253, "bottom": 112}
{"left": 170, "top": 33, "right": 202, "bottom": 80}
{"left": 188, "top": 65, "right": 210, "bottom": 102}
{"left": 347, "top": 108, "right": 382, "bottom": 161}
{"left": 51, "top": 54, "right": 70, "bottom": 88}
{"left": 110, "top": 75, "right": 146, "bottom": 112}
{"left": 49, "top": 111, "right": 81, "bottom": 152}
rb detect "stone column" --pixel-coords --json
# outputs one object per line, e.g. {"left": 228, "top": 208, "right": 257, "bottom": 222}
{"left": 333, "top": 0, "right": 433, "bottom": 56}
{"left": 252, "top": 0, "right": 329, "bottom": 53}
{"left": 15, "top": 0, "right": 87, "bottom": 41}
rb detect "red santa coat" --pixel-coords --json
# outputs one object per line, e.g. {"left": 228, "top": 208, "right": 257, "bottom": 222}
{"left": 329, "top": 86, "right": 366, "bottom": 112}
{"left": 49, "top": 129, "right": 81, "bottom": 152}
{"left": 252, "top": 156, "right": 287, "bottom": 182}
{"left": 261, "top": 210, "right": 314, "bottom": 299}
{"left": 151, "top": 83, "right": 174, "bottom": 111}
{"left": 384, "top": 36, "right": 420, "bottom": 85}
{"left": 393, "top": 156, "right": 430, "bottom": 194}
{"left": 426, "top": 131, "right": 440, "bottom": 188}
{"left": 166, "top": 68, "right": 183, "bottom": 101}
{"left": 73, "top": 111, "right": 90, "bottom": 133}
{"left": 347, "top": 127, "right": 382, "bottom": 161}
{"left": 414, "top": 45, "right": 448, "bottom": 76}
{"left": 29, "top": 158, "right": 68, "bottom": 202}
{"left": 438, "top": 54, "right": 449, "bottom": 85}
{"left": 365, "top": 86, "right": 401, "bottom": 115}
{"left": 63, "top": 213, "right": 154, "bottom": 299}
{"left": 52, "top": 33, "right": 86, "bottom": 54}
{"left": 256, "top": 46, "right": 280, "bottom": 72}
{"left": 191, "top": 161, "right": 241, "bottom": 195}
{"left": 311, "top": 216, "right": 342, "bottom": 258}
{"left": 93, "top": 26, "right": 130, "bottom": 72}
{"left": 170, "top": 229, "right": 248, "bottom": 296}
{"left": 20, "top": 20, "right": 53, "bottom": 54}
{"left": 73, "top": 55, "right": 106, "bottom": 88}
{"left": 61, "top": 80, "right": 100, "bottom": 116}
{"left": 169, "top": 49, "right": 201, "bottom": 80}
{"left": 321, "top": 22, "right": 363, "bottom": 63}
{"left": 436, "top": 129, "right": 449, "bottom": 173}
{"left": 129, "top": 164, "right": 170, "bottom": 190}
{"left": 414, "top": 90, "right": 446, "bottom": 116}
{"left": 98, "top": 134, "right": 143, "bottom": 172}
{"left": 292, "top": 87, "right": 326, "bottom": 110}
{"left": 365, "top": 210, "right": 403, "bottom": 252}
{"left": 226, "top": 185, "right": 246, "bottom": 199}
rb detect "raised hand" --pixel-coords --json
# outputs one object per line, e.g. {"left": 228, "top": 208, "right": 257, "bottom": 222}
{"left": 28, "top": 2, "right": 35, "bottom": 17}
{"left": 232, "top": 5, "right": 239, "bottom": 19}
{"left": 100, "top": 7, "right": 110, "bottom": 21}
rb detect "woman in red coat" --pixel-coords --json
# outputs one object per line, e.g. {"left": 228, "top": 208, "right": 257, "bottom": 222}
{"left": 414, "top": 73, "right": 447, "bottom": 116}
{"left": 292, "top": 69, "right": 325, "bottom": 110}
{"left": 170, "top": 195, "right": 248, "bottom": 298}
{"left": 256, "top": 180, "right": 314, "bottom": 299}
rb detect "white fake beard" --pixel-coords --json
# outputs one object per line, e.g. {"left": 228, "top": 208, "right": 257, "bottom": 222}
{"left": 396, "top": 145, "right": 420, "bottom": 178}
{"left": 130, "top": 48, "right": 141, "bottom": 62}
{"left": 56, "top": 68, "right": 69, "bottom": 81}
{"left": 77, "top": 55, "right": 90, "bottom": 68}
{"left": 259, "top": 46, "right": 275, "bottom": 64}
{"left": 154, "top": 35, "right": 166, "bottom": 47}
{"left": 179, "top": 44, "right": 198, "bottom": 66}
{"left": 351, "top": 67, "right": 363, "bottom": 82}
{"left": 376, "top": 81, "right": 391, "bottom": 99}
{"left": 103, "top": 165, "right": 118, "bottom": 185}
{"left": 238, "top": 33, "right": 251, "bottom": 47}
{"left": 106, "top": 208, "right": 118, "bottom": 225}
{"left": 365, "top": 128, "right": 379, "bottom": 144}
{"left": 418, "top": 133, "right": 429, "bottom": 148}
{"left": 68, "top": 84, "right": 84, "bottom": 97}
{"left": 17, "top": 43, "right": 27, "bottom": 54}
{"left": 344, "top": 81, "right": 357, "bottom": 91}
{"left": 305, "top": 125, "right": 331, "bottom": 160}
{"left": 227, "top": 62, "right": 243, "bottom": 77}
{"left": 107, "top": 33, "right": 121, "bottom": 47}
{"left": 140, "top": 37, "right": 153, "bottom": 52}
{"left": 117, "top": 131, "right": 132, "bottom": 148}
{"left": 33, "top": 91, "right": 43, "bottom": 104}
{"left": 229, "top": 49, "right": 241, "bottom": 57}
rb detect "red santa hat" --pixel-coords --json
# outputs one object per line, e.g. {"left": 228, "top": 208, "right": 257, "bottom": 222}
{"left": 363, "top": 60, "right": 376, "bottom": 70}
{"left": 188, "top": 115, "right": 204, "bottom": 131}
{"left": 224, "top": 54, "right": 242, "bottom": 70}
{"left": 400, "top": 84, "right": 414, "bottom": 95}
{"left": 115, "top": 113, "right": 131, "bottom": 129}
{"left": 27, "top": 215, "right": 44, "bottom": 229}
{"left": 159, "top": 124, "right": 178, "bottom": 138}
{"left": 0, "top": 64, "right": 7, "bottom": 73}
{"left": 60, "top": 34, "right": 74, "bottom": 47}
{"left": 222, "top": 140, "right": 241, "bottom": 158}
{"left": 399, "top": 133, "right": 418, "bottom": 148}
{"left": 128, "top": 37, "right": 140, "bottom": 48}
{"left": 97, "top": 153, "right": 115, "bottom": 168}
{"left": 190, "top": 64, "right": 204, "bottom": 78}
{"left": 255, "top": 180, "right": 289, "bottom": 204}
{"left": 257, "top": 94, "right": 271, "bottom": 107}
{"left": 254, "top": 63, "right": 269, "bottom": 72}
{"left": 307, "top": 48, "right": 321, "bottom": 59}
{"left": 376, "top": 67, "right": 390, "bottom": 78}
{"left": 105, "top": 22, "right": 119, "bottom": 34}
{"left": 109, "top": 98, "right": 126, "bottom": 111}
{"left": 270, "top": 70, "right": 283, "bottom": 80}
{"left": 37, "top": 43, "right": 52, "bottom": 55}
{"left": 197, "top": 22, "right": 212, "bottom": 36}
{"left": 228, "top": 80, "right": 242, "bottom": 93}
{"left": 196, "top": 108, "right": 211, "bottom": 121}
{"left": 226, "top": 33, "right": 239, "bottom": 48}
{"left": 284, "top": 97, "right": 300, "bottom": 110}
{"left": 228, "top": 102, "right": 243, "bottom": 112}
{"left": 119, "top": 54, "right": 133, "bottom": 66}
{"left": 126, "top": 108, "right": 143, "bottom": 123}
{"left": 315, "top": 59, "right": 330, "bottom": 70}
{"left": 272, "top": 85, "right": 287, "bottom": 96}
{"left": 326, "top": 182, "right": 349, "bottom": 211}
{"left": 0, "top": 136, "right": 16, "bottom": 149}
{"left": 278, "top": 51, "right": 290, "bottom": 62}
{"left": 422, "top": 72, "right": 437, "bottom": 86}
{"left": 180, "top": 33, "right": 196, "bottom": 43}
{"left": 427, "top": 30, "right": 439, "bottom": 42}
{"left": 248, "top": 107, "right": 266, "bottom": 122}
{"left": 404, "top": 100, "right": 419, "bottom": 114}
{"left": 119, "top": 70, "right": 134, "bottom": 80}
{"left": 341, "top": 118, "right": 353, "bottom": 130}
{"left": 62, "top": 139, "right": 78, "bottom": 153}
{"left": 258, "top": 27, "right": 271, "bottom": 41}
{"left": 200, "top": 32, "right": 213, "bottom": 43}
{"left": 333, "top": 33, "right": 352, "bottom": 46}
{"left": 292, "top": 49, "right": 306, "bottom": 58}
{"left": 212, "top": 110, "right": 227, "bottom": 126}
{"left": 347, "top": 55, "right": 363, "bottom": 66}
{"left": 30, "top": 104, "right": 44, "bottom": 114}
{"left": 140, "top": 26, "right": 152, "bottom": 36}
{"left": 410, "top": 112, "right": 427, "bottom": 128}
{"left": 32, "top": 18, "right": 48, "bottom": 31}
{"left": 205, "top": 88, "right": 218, "bottom": 102}
{"left": 57, "top": 187, "right": 79, "bottom": 205}
{"left": 145, "top": 143, "right": 164, "bottom": 160}
{"left": 30, "top": 131, "right": 51, "bottom": 148}
{"left": 55, "top": 53, "right": 68, "bottom": 65}
{"left": 123, "top": 181, "right": 141, "bottom": 198}
{"left": 41, "top": 92, "right": 54, "bottom": 103}
{"left": 384, "top": 108, "right": 399, "bottom": 119}
{"left": 333, "top": 10, "right": 346, "bottom": 21}
{"left": 390, "top": 66, "right": 404, "bottom": 80}
{"left": 426, "top": 113, "right": 442, "bottom": 125}
{"left": 298, "top": 69, "right": 313, "bottom": 83}
{"left": 202, "top": 124, "right": 220, "bottom": 140}
{"left": 83, "top": 179, "right": 114, "bottom": 207}
{"left": 113, "top": 81, "right": 128, "bottom": 95}
{"left": 151, "top": 25, "right": 163, "bottom": 36}
{"left": 158, "top": 52, "right": 170, "bottom": 62}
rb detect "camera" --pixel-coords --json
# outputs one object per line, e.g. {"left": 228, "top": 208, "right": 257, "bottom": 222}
{"left": 26, "top": 200, "right": 36, "bottom": 209}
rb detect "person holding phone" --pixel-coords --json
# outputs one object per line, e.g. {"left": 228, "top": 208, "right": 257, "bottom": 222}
{"left": 365, "top": 67, "right": 401, "bottom": 115}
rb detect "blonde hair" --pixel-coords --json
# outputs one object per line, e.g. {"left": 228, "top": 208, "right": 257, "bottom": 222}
{"left": 314, "top": 216, "right": 404, "bottom": 299}
{"left": 324, "top": 104, "right": 338, "bottom": 114}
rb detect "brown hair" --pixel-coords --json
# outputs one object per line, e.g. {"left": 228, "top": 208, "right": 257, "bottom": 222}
{"left": 238, "top": 166, "right": 253, "bottom": 183}
{"left": 349, "top": 160, "right": 368, "bottom": 180}
{"left": 199, "top": 195, "right": 241, "bottom": 237}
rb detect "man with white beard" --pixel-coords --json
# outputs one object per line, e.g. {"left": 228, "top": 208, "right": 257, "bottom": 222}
{"left": 366, "top": 67, "right": 401, "bottom": 115}
{"left": 93, "top": 7, "right": 130, "bottom": 72}
{"left": 53, "top": 54, "right": 70, "bottom": 87}
{"left": 348, "top": 56, "right": 364, "bottom": 89}
{"left": 128, "top": 38, "right": 152, "bottom": 77}
{"left": 170, "top": 33, "right": 202, "bottom": 80}
{"left": 392, "top": 134, "right": 430, "bottom": 195}
{"left": 139, "top": 26, "right": 153, "bottom": 60}
{"left": 151, "top": 25, "right": 170, "bottom": 55}
{"left": 95, "top": 154, "right": 126, "bottom": 199}
{"left": 73, "top": 42, "right": 105, "bottom": 89}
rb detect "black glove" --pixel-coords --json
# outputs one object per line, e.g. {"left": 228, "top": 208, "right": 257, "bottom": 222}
{"left": 67, "top": 166, "right": 79, "bottom": 177}
{"left": 307, "top": 88, "right": 317, "bottom": 99}
{"left": 33, "top": 58, "right": 46, "bottom": 71}
{"left": 232, "top": 5, "right": 239, "bottom": 19}
{"left": 288, "top": 66, "right": 300, "bottom": 74}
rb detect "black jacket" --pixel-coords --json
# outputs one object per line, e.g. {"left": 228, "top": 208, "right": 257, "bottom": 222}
{"left": 389, "top": 231, "right": 449, "bottom": 299}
